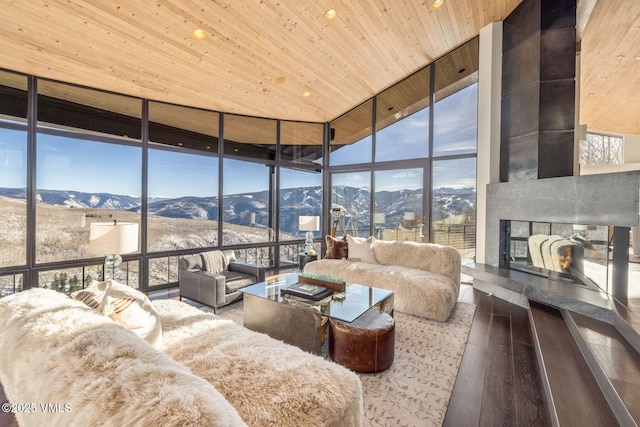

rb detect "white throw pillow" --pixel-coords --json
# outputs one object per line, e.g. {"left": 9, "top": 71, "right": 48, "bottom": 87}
{"left": 73, "top": 280, "right": 163, "bottom": 349}
{"left": 347, "top": 235, "right": 378, "bottom": 263}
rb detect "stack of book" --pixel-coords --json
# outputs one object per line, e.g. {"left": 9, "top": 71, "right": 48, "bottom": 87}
{"left": 282, "top": 282, "right": 334, "bottom": 301}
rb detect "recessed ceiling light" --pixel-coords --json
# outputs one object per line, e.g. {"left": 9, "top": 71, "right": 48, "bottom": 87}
{"left": 302, "top": 91, "right": 311, "bottom": 97}
{"left": 192, "top": 29, "right": 206, "bottom": 40}
{"left": 432, "top": 0, "right": 444, "bottom": 9}
{"left": 600, "top": 76, "right": 607, "bottom": 80}
{"left": 324, "top": 9, "right": 337, "bottom": 20}
{"left": 616, "top": 55, "right": 625, "bottom": 60}
{"left": 588, "top": 93, "right": 595, "bottom": 96}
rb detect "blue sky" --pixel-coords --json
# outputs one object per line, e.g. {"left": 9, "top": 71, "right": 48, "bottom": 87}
{"left": 149, "top": 149, "right": 217, "bottom": 198}
{"left": 0, "top": 128, "right": 27, "bottom": 188}
{"left": 329, "top": 83, "right": 477, "bottom": 166}
{"left": 36, "top": 134, "right": 142, "bottom": 196}
{"left": 432, "top": 157, "right": 477, "bottom": 189}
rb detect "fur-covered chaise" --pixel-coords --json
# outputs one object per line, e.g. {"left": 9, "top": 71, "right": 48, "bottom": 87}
{"left": 154, "top": 299, "right": 363, "bottom": 427}
{"left": 305, "top": 239, "right": 461, "bottom": 321}
{"left": 0, "top": 288, "right": 246, "bottom": 427}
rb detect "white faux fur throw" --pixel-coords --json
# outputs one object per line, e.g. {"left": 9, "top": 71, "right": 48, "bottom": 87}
{"left": 154, "top": 299, "right": 363, "bottom": 427}
{"left": 305, "top": 240, "right": 461, "bottom": 321}
{"left": 0, "top": 289, "right": 246, "bottom": 427}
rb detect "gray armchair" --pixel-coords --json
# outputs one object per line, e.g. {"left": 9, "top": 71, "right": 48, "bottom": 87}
{"left": 178, "top": 249, "right": 266, "bottom": 312}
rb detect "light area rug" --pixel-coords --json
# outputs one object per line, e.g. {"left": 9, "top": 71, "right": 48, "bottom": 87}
{"left": 211, "top": 301, "right": 476, "bottom": 427}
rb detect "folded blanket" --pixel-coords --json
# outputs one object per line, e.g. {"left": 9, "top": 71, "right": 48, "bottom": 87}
{"left": 202, "top": 250, "right": 227, "bottom": 273}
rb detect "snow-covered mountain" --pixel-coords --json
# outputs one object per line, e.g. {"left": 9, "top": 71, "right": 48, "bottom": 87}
{"left": 0, "top": 185, "right": 475, "bottom": 231}
{"left": 432, "top": 187, "right": 476, "bottom": 221}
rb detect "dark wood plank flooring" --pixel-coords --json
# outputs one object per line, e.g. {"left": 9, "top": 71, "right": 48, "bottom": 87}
{"left": 572, "top": 311, "right": 640, "bottom": 423}
{"left": 529, "top": 302, "right": 617, "bottom": 427}
{"left": 443, "top": 286, "right": 551, "bottom": 427}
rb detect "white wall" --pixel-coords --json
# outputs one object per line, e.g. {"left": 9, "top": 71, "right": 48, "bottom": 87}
{"left": 580, "top": 128, "right": 640, "bottom": 175}
{"left": 475, "top": 22, "right": 503, "bottom": 264}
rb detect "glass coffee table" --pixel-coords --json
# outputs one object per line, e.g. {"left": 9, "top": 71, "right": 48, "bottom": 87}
{"left": 240, "top": 274, "right": 394, "bottom": 354}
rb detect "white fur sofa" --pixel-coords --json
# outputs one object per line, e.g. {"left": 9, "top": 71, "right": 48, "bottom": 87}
{"left": 304, "top": 238, "right": 461, "bottom": 322}
{"left": 0, "top": 288, "right": 362, "bottom": 427}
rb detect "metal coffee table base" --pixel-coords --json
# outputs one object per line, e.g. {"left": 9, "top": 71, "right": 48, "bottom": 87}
{"left": 243, "top": 293, "right": 324, "bottom": 354}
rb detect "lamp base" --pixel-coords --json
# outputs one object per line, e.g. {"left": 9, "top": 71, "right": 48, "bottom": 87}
{"left": 104, "top": 254, "right": 123, "bottom": 281}
{"left": 304, "top": 231, "right": 315, "bottom": 255}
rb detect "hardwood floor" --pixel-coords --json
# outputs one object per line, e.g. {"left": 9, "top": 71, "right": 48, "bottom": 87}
{"left": 443, "top": 285, "right": 551, "bottom": 426}
{"left": 0, "top": 283, "right": 552, "bottom": 427}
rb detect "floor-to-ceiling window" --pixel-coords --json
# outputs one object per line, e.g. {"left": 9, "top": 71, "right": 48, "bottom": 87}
{"left": 35, "top": 80, "right": 143, "bottom": 291}
{"left": 147, "top": 102, "right": 221, "bottom": 286}
{"left": 328, "top": 37, "right": 479, "bottom": 257}
{"left": 0, "top": 71, "right": 28, "bottom": 295}
{"left": 0, "top": 128, "right": 27, "bottom": 269}
{"left": 431, "top": 38, "right": 478, "bottom": 258}
{"left": 278, "top": 120, "right": 324, "bottom": 265}
{"left": 222, "top": 114, "right": 277, "bottom": 265}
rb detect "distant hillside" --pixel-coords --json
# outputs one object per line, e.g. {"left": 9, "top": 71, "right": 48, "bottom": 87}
{"left": 0, "top": 185, "right": 475, "bottom": 233}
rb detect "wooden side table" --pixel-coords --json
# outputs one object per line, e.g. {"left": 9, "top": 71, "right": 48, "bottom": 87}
{"left": 298, "top": 252, "right": 318, "bottom": 270}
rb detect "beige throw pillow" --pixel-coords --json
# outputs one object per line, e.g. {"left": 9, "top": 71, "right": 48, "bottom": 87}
{"left": 73, "top": 280, "right": 162, "bottom": 349}
{"left": 347, "top": 235, "right": 378, "bottom": 263}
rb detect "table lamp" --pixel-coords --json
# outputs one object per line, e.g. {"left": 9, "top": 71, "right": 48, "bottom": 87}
{"left": 89, "top": 220, "right": 139, "bottom": 280}
{"left": 299, "top": 215, "right": 320, "bottom": 255}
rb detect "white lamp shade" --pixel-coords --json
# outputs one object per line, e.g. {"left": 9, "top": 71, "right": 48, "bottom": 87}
{"left": 298, "top": 215, "right": 320, "bottom": 232}
{"left": 89, "top": 222, "right": 139, "bottom": 255}
{"left": 404, "top": 212, "right": 416, "bottom": 220}
{"left": 573, "top": 224, "right": 597, "bottom": 231}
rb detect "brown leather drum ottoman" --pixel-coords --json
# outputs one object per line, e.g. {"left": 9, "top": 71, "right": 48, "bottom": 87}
{"left": 329, "top": 309, "right": 395, "bottom": 373}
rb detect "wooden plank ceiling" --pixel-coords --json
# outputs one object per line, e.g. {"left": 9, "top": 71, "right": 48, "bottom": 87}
{"left": 579, "top": 0, "right": 640, "bottom": 135}
{"left": 0, "top": 0, "right": 638, "bottom": 137}
{"left": 0, "top": 0, "right": 519, "bottom": 123}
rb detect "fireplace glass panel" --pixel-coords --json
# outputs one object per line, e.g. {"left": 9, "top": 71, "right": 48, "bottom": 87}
{"left": 507, "top": 220, "right": 611, "bottom": 293}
